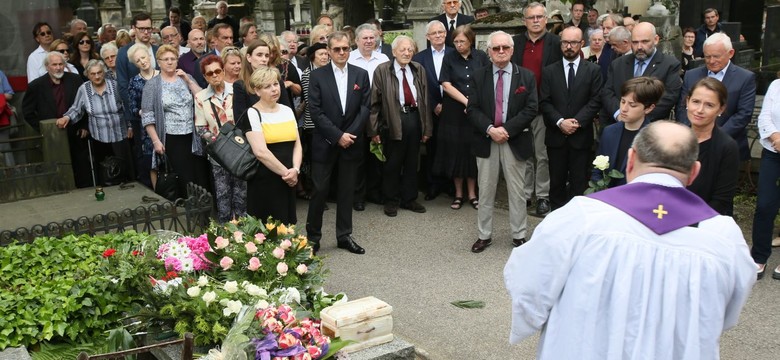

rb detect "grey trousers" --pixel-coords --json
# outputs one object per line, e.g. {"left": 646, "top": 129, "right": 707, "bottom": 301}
{"left": 476, "top": 141, "right": 528, "bottom": 240}
{"left": 524, "top": 113, "right": 550, "bottom": 199}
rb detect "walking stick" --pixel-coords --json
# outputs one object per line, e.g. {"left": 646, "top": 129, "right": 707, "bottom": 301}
{"left": 87, "top": 138, "right": 97, "bottom": 188}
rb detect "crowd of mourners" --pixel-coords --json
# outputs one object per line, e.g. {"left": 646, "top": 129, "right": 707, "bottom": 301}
{"left": 15, "top": 1, "right": 780, "bottom": 277}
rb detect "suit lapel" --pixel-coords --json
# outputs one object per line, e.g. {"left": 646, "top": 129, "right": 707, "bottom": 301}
{"left": 345, "top": 65, "right": 357, "bottom": 114}
{"left": 645, "top": 52, "right": 663, "bottom": 77}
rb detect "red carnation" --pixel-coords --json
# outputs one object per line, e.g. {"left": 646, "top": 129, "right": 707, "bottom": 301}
{"left": 102, "top": 248, "right": 116, "bottom": 258}
{"left": 353, "top": 84, "right": 360, "bottom": 91}
{"left": 514, "top": 86, "right": 527, "bottom": 94}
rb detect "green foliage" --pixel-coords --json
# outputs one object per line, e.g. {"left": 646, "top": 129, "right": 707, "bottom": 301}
{"left": 384, "top": 30, "right": 413, "bottom": 47}
{"left": 31, "top": 340, "right": 105, "bottom": 360}
{"left": 0, "top": 232, "right": 152, "bottom": 350}
{"left": 450, "top": 300, "right": 486, "bottom": 309}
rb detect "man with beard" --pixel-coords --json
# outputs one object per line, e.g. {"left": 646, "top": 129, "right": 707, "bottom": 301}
{"left": 179, "top": 29, "right": 207, "bottom": 77}
{"left": 23, "top": 51, "right": 92, "bottom": 187}
{"left": 601, "top": 22, "right": 681, "bottom": 125}
{"left": 541, "top": 26, "right": 602, "bottom": 210}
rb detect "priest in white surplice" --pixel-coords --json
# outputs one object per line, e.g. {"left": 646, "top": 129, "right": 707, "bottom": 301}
{"left": 504, "top": 121, "right": 755, "bottom": 359}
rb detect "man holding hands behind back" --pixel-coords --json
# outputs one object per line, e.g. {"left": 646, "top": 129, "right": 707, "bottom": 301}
{"left": 468, "top": 31, "right": 538, "bottom": 253}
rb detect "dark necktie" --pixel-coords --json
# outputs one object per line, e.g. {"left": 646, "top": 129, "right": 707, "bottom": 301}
{"left": 494, "top": 69, "right": 504, "bottom": 127}
{"left": 568, "top": 62, "right": 575, "bottom": 89}
{"left": 635, "top": 60, "right": 645, "bottom": 77}
{"left": 401, "top": 67, "right": 416, "bottom": 107}
{"left": 449, "top": 19, "right": 455, "bottom": 32}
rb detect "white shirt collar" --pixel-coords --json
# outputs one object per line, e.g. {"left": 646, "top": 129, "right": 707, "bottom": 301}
{"left": 631, "top": 173, "right": 684, "bottom": 188}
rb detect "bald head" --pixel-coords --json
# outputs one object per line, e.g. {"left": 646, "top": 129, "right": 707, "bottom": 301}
{"left": 627, "top": 121, "right": 700, "bottom": 185}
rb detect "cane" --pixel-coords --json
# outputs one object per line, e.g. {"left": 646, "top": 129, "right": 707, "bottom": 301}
{"left": 87, "top": 138, "right": 97, "bottom": 188}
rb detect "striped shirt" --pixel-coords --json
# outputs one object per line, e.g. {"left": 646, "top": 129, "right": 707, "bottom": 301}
{"left": 64, "top": 79, "right": 127, "bottom": 143}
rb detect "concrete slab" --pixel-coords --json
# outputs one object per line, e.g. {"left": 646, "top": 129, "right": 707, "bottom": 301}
{"left": 0, "top": 347, "right": 31, "bottom": 360}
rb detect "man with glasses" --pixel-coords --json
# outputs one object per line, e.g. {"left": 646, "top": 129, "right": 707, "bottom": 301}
{"left": 348, "top": 23, "right": 389, "bottom": 211}
{"left": 540, "top": 26, "right": 602, "bottom": 210}
{"left": 179, "top": 29, "right": 207, "bottom": 77}
{"left": 193, "top": 23, "right": 234, "bottom": 88}
{"left": 676, "top": 32, "right": 755, "bottom": 162}
{"left": 601, "top": 22, "right": 681, "bottom": 125}
{"left": 306, "top": 31, "right": 371, "bottom": 255}
{"left": 27, "top": 22, "right": 55, "bottom": 82}
{"left": 432, "top": 0, "right": 474, "bottom": 48}
{"left": 468, "top": 31, "right": 537, "bottom": 253}
{"left": 160, "top": 6, "right": 191, "bottom": 46}
{"left": 116, "top": 12, "right": 159, "bottom": 185}
{"left": 510, "top": 2, "right": 562, "bottom": 217}
{"left": 161, "top": 26, "right": 190, "bottom": 56}
{"left": 413, "top": 20, "right": 453, "bottom": 201}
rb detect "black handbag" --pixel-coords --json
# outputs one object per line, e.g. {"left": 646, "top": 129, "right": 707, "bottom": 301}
{"left": 99, "top": 156, "right": 125, "bottom": 186}
{"left": 154, "top": 153, "right": 181, "bottom": 201}
{"left": 206, "top": 107, "right": 259, "bottom": 181}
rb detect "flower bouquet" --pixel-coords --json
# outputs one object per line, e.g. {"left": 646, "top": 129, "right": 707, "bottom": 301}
{"left": 585, "top": 155, "right": 625, "bottom": 194}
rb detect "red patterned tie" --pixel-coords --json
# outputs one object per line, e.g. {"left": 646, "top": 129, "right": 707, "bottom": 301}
{"left": 494, "top": 69, "right": 504, "bottom": 127}
{"left": 401, "top": 67, "right": 416, "bottom": 107}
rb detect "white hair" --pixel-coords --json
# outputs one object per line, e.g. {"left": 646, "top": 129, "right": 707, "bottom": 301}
{"left": 487, "top": 31, "right": 514, "bottom": 48}
{"left": 44, "top": 51, "right": 66, "bottom": 67}
{"left": 100, "top": 42, "right": 118, "bottom": 59}
{"left": 391, "top": 35, "right": 414, "bottom": 50}
{"left": 425, "top": 20, "right": 446, "bottom": 34}
{"left": 703, "top": 32, "right": 733, "bottom": 52}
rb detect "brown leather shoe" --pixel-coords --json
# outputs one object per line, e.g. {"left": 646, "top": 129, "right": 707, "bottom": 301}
{"left": 471, "top": 238, "right": 492, "bottom": 253}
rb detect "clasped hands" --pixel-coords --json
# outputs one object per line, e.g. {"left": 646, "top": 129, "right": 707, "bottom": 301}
{"left": 559, "top": 118, "right": 580, "bottom": 135}
{"left": 281, "top": 168, "right": 298, "bottom": 187}
{"left": 488, "top": 126, "right": 510, "bottom": 144}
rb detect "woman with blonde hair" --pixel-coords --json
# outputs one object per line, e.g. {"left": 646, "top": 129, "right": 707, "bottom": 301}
{"left": 49, "top": 39, "right": 80, "bottom": 74}
{"left": 221, "top": 46, "right": 242, "bottom": 84}
{"left": 259, "top": 33, "right": 301, "bottom": 104}
{"left": 233, "top": 40, "right": 293, "bottom": 121}
{"left": 238, "top": 66, "right": 302, "bottom": 224}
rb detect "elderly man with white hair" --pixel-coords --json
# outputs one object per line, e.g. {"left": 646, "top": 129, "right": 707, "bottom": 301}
{"left": 676, "top": 32, "right": 756, "bottom": 162}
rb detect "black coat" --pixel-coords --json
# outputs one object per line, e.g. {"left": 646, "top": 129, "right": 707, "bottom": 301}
{"left": 23, "top": 72, "right": 84, "bottom": 131}
{"left": 432, "top": 13, "right": 474, "bottom": 48}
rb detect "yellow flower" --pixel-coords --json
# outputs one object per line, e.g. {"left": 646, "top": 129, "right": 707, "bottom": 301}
{"left": 297, "top": 237, "right": 308, "bottom": 250}
{"left": 277, "top": 224, "right": 288, "bottom": 234}
{"left": 229, "top": 218, "right": 240, "bottom": 225}
{"left": 287, "top": 224, "right": 296, "bottom": 235}
{"left": 266, "top": 222, "right": 276, "bottom": 231}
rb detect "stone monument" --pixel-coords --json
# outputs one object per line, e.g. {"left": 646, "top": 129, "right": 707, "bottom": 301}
{"left": 99, "top": 0, "right": 124, "bottom": 28}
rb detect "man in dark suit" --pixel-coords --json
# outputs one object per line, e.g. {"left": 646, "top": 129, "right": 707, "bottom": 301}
{"left": 601, "top": 22, "right": 681, "bottom": 126}
{"left": 193, "top": 23, "right": 234, "bottom": 88}
{"left": 160, "top": 6, "right": 191, "bottom": 46}
{"left": 468, "top": 31, "right": 538, "bottom": 253}
{"left": 369, "top": 35, "right": 433, "bottom": 217}
{"left": 22, "top": 51, "right": 91, "bottom": 188}
{"left": 676, "top": 33, "right": 756, "bottom": 161}
{"left": 413, "top": 19, "right": 453, "bottom": 200}
{"left": 694, "top": 8, "right": 723, "bottom": 58}
{"left": 306, "top": 31, "right": 371, "bottom": 255}
{"left": 540, "top": 27, "right": 603, "bottom": 210}
{"left": 367, "top": 19, "right": 394, "bottom": 62}
{"left": 510, "top": 2, "right": 562, "bottom": 217}
{"left": 432, "top": 0, "right": 474, "bottom": 48}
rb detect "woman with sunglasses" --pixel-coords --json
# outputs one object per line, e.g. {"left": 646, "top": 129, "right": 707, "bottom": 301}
{"left": 220, "top": 46, "right": 242, "bottom": 84}
{"left": 71, "top": 31, "right": 100, "bottom": 82}
{"left": 435, "top": 25, "right": 489, "bottom": 210}
{"left": 260, "top": 34, "right": 301, "bottom": 109}
{"left": 194, "top": 54, "right": 246, "bottom": 222}
{"left": 233, "top": 40, "right": 292, "bottom": 122}
{"left": 49, "top": 40, "right": 80, "bottom": 75}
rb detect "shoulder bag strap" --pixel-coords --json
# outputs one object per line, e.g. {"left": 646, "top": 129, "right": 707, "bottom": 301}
{"left": 209, "top": 99, "right": 223, "bottom": 128}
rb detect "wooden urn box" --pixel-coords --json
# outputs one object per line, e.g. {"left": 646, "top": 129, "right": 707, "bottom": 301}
{"left": 320, "top": 296, "right": 394, "bottom": 353}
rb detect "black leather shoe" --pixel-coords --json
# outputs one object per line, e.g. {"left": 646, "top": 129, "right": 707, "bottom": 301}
{"left": 353, "top": 201, "right": 365, "bottom": 211}
{"left": 384, "top": 203, "right": 398, "bottom": 217}
{"left": 337, "top": 236, "right": 365, "bottom": 254}
{"left": 536, "top": 198, "right": 551, "bottom": 216}
{"left": 424, "top": 190, "right": 440, "bottom": 201}
{"left": 512, "top": 238, "right": 527, "bottom": 247}
{"left": 471, "top": 238, "right": 492, "bottom": 253}
{"left": 401, "top": 200, "right": 426, "bottom": 213}
{"left": 773, "top": 265, "right": 780, "bottom": 280}
{"left": 526, "top": 199, "right": 533, "bottom": 208}
{"left": 757, "top": 263, "right": 767, "bottom": 280}
{"left": 311, "top": 241, "right": 320, "bottom": 255}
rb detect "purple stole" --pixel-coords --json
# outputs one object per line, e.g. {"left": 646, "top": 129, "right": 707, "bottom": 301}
{"left": 587, "top": 182, "right": 718, "bottom": 235}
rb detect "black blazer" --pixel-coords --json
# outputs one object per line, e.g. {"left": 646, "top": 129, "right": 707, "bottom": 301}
{"left": 308, "top": 64, "right": 371, "bottom": 162}
{"left": 467, "top": 63, "right": 538, "bottom": 161}
{"left": 432, "top": 13, "right": 474, "bottom": 48}
{"left": 540, "top": 59, "right": 602, "bottom": 149}
{"left": 676, "top": 63, "right": 756, "bottom": 161}
{"left": 412, "top": 46, "right": 454, "bottom": 109}
{"left": 510, "top": 32, "right": 563, "bottom": 71}
{"left": 687, "top": 125, "right": 739, "bottom": 216}
{"left": 601, "top": 51, "right": 682, "bottom": 124}
{"left": 294, "top": 55, "right": 310, "bottom": 72}
{"left": 22, "top": 73, "right": 84, "bottom": 131}
{"left": 379, "top": 42, "right": 394, "bottom": 62}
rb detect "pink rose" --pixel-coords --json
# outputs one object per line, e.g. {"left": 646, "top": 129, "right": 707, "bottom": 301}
{"left": 279, "top": 333, "right": 299, "bottom": 349}
{"left": 307, "top": 345, "right": 322, "bottom": 359}
{"left": 277, "top": 262, "right": 288, "bottom": 275}
{"left": 245, "top": 242, "right": 258, "bottom": 254}
{"left": 280, "top": 239, "right": 292, "bottom": 250}
{"left": 294, "top": 353, "right": 312, "bottom": 360}
{"left": 215, "top": 236, "right": 229, "bottom": 249}
{"left": 296, "top": 264, "right": 308, "bottom": 274}
{"left": 254, "top": 233, "right": 266, "bottom": 243}
{"left": 233, "top": 230, "right": 244, "bottom": 242}
{"left": 263, "top": 317, "right": 282, "bottom": 333}
{"left": 272, "top": 247, "right": 285, "bottom": 259}
{"left": 279, "top": 309, "right": 296, "bottom": 324}
{"left": 248, "top": 257, "right": 261, "bottom": 271}
{"left": 219, "top": 256, "right": 234, "bottom": 270}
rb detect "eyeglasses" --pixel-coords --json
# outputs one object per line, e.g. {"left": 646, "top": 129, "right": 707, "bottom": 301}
{"left": 136, "top": 27, "right": 153, "bottom": 33}
{"left": 525, "top": 15, "right": 546, "bottom": 21}
{"left": 561, "top": 41, "right": 582, "bottom": 47}
{"left": 103, "top": 54, "right": 117, "bottom": 60}
{"left": 330, "top": 46, "right": 350, "bottom": 53}
{"left": 79, "top": 40, "right": 91, "bottom": 45}
{"left": 427, "top": 30, "right": 446, "bottom": 36}
{"left": 205, "top": 69, "right": 223, "bottom": 77}
{"left": 159, "top": 57, "right": 177, "bottom": 62}
{"left": 55, "top": 49, "right": 70, "bottom": 54}
{"left": 491, "top": 45, "right": 511, "bottom": 52}
{"left": 38, "top": 31, "right": 52, "bottom": 37}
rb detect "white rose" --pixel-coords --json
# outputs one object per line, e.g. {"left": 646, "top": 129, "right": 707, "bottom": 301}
{"left": 222, "top": 300, "right": 243, "bottom": 317}
{"left": 197, "top": 276, "right": 208, "bottom": 287}
{"left": 592, "top": 155, "right": 610, "bottom": 171}
{"left": 202, "top": 291, "right": 217, "bottom": 305}
{"left": 224, "top": 281, "right": 239, "bottom": 294}
{"left": 187, "top": 286, "right": 201, "bottom": 297}
{"left": 254, "top": 299, "right": 270, "bottom": 310}
{"left": 245, "top": 284, "right": 267, "bottom": 297}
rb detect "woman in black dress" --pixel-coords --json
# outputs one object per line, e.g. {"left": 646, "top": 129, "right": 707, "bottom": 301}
{"left": 240, "top": 67, "right": 302, "bottom": 225}
{"left": 434, "top": 25, "right": 490, "bottom": 210}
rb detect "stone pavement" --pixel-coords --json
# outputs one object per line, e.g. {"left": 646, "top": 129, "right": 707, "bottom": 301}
{"left": 298, "top": 195, "right": 780, "bottom": 359}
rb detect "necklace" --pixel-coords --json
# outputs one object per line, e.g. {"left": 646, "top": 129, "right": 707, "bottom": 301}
{"left": 140, "top": 70, "right": 157, "bottom": 80}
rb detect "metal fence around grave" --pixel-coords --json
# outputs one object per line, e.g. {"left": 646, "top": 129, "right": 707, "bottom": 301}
{"left": 0, "top": 183, "right": 213, "bottom": 245}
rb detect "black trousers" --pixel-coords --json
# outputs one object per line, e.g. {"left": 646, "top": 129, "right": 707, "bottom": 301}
{"left": 306, "top": 151, "right": 359, "bottom": 243}
{"left": 382, "top": 111, "right": 422, "bottom": 205}
{"left": 547, "top": 145, "right": 591, "bottom": 210}
{"left": 354, "top": 135, "right": 384, "bottom": 204}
